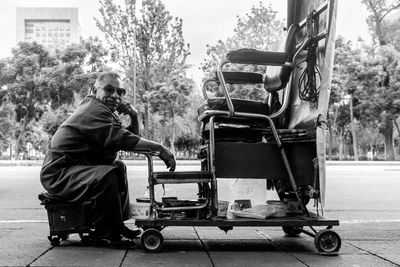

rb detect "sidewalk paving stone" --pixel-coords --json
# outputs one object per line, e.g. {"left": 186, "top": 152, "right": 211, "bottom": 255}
{"left": 123, "top": 250, "right": 212, "bottom": 267}
{"left": 202, "top": 239, "right": 277, "bottom": 251}
{"left": 209, "top": 251, "right": 305, "bottom": 267}
{"left": 149, "top": 239, "right": 203, "bottom": 251}
{"left": 292, "top": 252, "right": 399, "bottom": 267}
{"left": 379, "top": 254, "right": 400, "bottom": 266}
{"left": 194, "top": 227, "right": 263, "bottom": 240}
{"left": 157, "top": 226, "right": 199, "bottom": 240}
{"left": 0, "top": 220, "right": 399, "bottom": 266}
{"left": 0, "top": 223, "right": 50, "bottom": 251}
{"left": 256, "top": 229, "right": 363, "bottom": 255}
{"left": 31, "top": 245, "right": 125, "bottom": 267}
{"left": 346, "top": 240, "right": 400, "bottom": 255}
{"left": 0, "top": 249, "right": 48, "bottom": 267}
{"left": 337, "top": 223, "right": 400, "bottom": 240}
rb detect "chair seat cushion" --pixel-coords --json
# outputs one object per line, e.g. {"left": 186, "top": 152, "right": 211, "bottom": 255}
{"left": 198, "top": 98, "right": 270, "bottom": 118}
{"left": 226, "top": 48, "right": 288, "bottom": 65}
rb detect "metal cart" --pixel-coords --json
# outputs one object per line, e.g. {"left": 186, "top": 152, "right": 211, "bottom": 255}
{"left": 136, "top": 1, "right": 341, "bottom": 254}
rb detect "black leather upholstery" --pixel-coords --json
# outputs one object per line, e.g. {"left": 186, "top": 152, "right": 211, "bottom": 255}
{"left": 214, "top": 71, "right": 264, "bottom": 84}
{"left": 264, "top": 23, "right": 300, "bottom": 92}
{"left": 198, "top": 98, "right": 269, "bottom": 117}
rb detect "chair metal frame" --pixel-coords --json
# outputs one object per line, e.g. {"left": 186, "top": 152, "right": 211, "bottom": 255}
{"left": 198, "top": 1, "right": 330, "bottom": 216}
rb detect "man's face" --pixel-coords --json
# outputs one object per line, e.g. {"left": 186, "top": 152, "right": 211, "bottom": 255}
{"left": 95, "top": 76, "right": 126, "bottom": 112}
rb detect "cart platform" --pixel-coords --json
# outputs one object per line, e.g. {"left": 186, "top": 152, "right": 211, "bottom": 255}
{"left": 135, "top": 212, "right": 338, "bottom": 228}
{"left": 135, "top": 213, "right": 341, "bottom": 254}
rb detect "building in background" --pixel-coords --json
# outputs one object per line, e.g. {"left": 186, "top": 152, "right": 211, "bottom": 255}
{"left": 16, "top": 7, "right": 80, "bottom": 51}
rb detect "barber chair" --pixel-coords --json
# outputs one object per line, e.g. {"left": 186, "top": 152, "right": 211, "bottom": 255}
{"left": 197, "top": 22, "right": 318, "bottom": 215}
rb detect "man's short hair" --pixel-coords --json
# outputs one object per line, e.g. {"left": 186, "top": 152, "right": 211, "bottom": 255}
{"left": 94, "top": 71, "right": 121, "bottom": 88}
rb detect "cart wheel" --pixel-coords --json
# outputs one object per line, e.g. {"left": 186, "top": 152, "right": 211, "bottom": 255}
{"left": 282, "top": 226, "right": 303, "bottom": 237}
{"left": 48, "top": 236, "right": 60, "bottom": 246}
{"left": 140, "top": 229, "right": 164, "bottom": 253}
{"left": 314, "top": 229, "right": 341, "bottom": 254}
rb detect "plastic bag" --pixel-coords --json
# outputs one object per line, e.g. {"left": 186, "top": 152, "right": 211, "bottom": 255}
{"left": 232, "top": 204, "right": 278, "bottom": 219}
{"left": 229, "top": 179, "right": 267, "bottom": 207}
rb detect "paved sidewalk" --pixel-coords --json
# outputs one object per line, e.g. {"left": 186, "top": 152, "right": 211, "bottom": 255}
{"left": 1, "top": 220, "right": 400, "bottom": 266}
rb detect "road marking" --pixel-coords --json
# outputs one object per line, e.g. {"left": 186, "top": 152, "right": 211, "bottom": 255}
{"left": 0, "top": 220, "right": 47, "bottom": 223}
{"left": 341, "top": 219, "right": 400, "bottom": 224}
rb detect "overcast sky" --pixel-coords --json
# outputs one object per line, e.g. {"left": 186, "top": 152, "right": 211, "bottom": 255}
{"left": 0, "top": 0, "right": 371, "bottom": 85}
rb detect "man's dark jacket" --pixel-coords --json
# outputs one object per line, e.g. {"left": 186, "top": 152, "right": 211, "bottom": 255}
{"left": 40, "top": 95, "right": 140, "bottom": 201}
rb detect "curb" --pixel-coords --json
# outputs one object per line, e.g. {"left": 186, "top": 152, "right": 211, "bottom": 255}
{"left": 0, "top": 160, "right": 399, "bottom": 167}
{"left": 0, "top": 160, "right": 200, "bottom": 167}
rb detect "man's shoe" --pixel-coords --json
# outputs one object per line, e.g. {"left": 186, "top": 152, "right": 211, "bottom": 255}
{"left": 121, "top": 225, "right": 141, "bottom": 239}
{"left": 96, "top": 237, "right": 135, "bottom": 249}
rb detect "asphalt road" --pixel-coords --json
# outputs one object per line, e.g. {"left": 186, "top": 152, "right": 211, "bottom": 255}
{"left": 0, "top": 163, "right": 399, "bottom": 223}
{"left": 1, "top": 162, "right": 400, "bottom": 267}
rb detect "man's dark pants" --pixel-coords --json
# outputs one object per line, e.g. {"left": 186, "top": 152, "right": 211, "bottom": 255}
{"left": 90, "top": 160, "right": 130, "bottom": 240}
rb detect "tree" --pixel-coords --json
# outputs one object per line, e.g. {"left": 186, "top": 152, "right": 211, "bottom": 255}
{"left": 41, "top": 105, "right": 72, "bottom": 136}
{"left": 0, "top": 39, "right": 109, "bottom": 159}
{"left": 330, "top": 34, "right": 400, "bottom": 160}
{"left": 55, "top": 38, "right": 109, "bottom": 101}
{"left": 96, "top": 0, "right": 137, "bottom": 103}
{"left": 82, "top": 36, "right": 110, "bottom": 72}
{"left": 330, "top": 36, "right": 365, "bottom": 160}
{"left": 355, "top": 44, "right": 400, "bottom": 159}
{"left": 149, "top": 77, "right": 194, "bottom": 154}
{"left": 0, "top": 101, "right": 14, "bottom": 158}
{"left": 96, "top": 0, "right": 190, "bottom": 140}
{"left": 362, "top": 0, "right": 400, "bottom": 46}
{"left": 200, "top": 2, "right": 285, "bottom": 102}
{"left": 174, "top": 133, "right": 201, "bottom": 158}
{"left": 0, "top": 42, "right": 63, "bottom": 159}
{"left": 201, "top": 2, "right": 285, "bottom": 77}
{"left": 362, "top": 0, "right": 400, "bottom": 160}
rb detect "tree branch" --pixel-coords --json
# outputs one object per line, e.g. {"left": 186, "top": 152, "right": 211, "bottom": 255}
{"left": 380, "top": 3, "right": 400, "bottom": 22}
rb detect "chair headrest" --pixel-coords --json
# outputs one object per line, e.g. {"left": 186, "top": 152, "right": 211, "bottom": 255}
{"left": 284, "top": 23, "right": 300, "bottom": 60}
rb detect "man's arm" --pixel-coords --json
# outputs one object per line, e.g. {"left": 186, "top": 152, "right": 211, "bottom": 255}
{"left": 127, "top": 113, "right": 139, "bottom": 135}
{"left": 117, "top": 102, "right": 139, "bottom": 135}
{"left": 134, "top": 138, "right": 176, "bottom": 171}
{"left": 115, "top": 102, "right": 175, "bottom": 171}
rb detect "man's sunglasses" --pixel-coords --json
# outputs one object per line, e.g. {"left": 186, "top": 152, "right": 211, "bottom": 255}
{"left": 103, "top": 84, "right": 127, "bottom": 97}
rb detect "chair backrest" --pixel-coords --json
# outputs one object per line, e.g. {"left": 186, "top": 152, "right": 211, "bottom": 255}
{"left": 264, "top": 23, "right": 299, "bottom": 92}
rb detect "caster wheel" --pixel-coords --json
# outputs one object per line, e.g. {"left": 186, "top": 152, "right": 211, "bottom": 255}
{"left": 48, "top": 236, "right": 60, "bottom": 246}
{"left": 314, "top": 229, "right": 341, "bottom": 254}
{"left": 140, "top": 229, "right": 164, "bottom": 253}
{"left": 282, "top": 226, "right": 303, "bottom": 237}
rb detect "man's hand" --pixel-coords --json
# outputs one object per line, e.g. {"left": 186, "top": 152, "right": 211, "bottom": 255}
{"left": 159, "top": 147, "right": 176, "bottom": 171}
{"left": 133, "top": 139, "right": 176, "bottom": 171}
{"left": 117, "top": 102, "right": 138, "bottom": 118}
